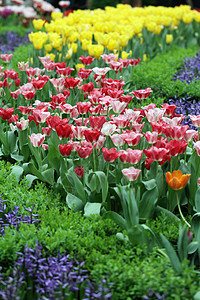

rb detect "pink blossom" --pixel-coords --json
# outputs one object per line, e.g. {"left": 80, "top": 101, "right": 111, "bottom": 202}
{"left": 111, "top": 101, "right": 127, "bottom": 114}
{"left": 145, "top": 108, "right": 165, "bottom": 123}
{"left": 111, "top": 134, "right": 125, "bottom": 147}
{"left": 101, "top": 122, "right": 117, "bottom": 136}
{"left": 101, "top": 53, "right": 118, "bottom": 63}
{"left": 29, "top": 133, "right": 45, "bottom": 147}
{"left": 194, "top": 141, "right": 200, "bottom": 156}
{"left": 190, "top": 115, "right": 200, "bottom": 128}
{"left": 122, "top": 167, "right": 141, "bottom": 181}
{"left": 1, "top": 54, "right": 13, "bottom": 62}
{"left": 16, "top": 118, "right": 29, "bottom": 130}
{"left": 131, "top": 88, "right": 153, "bottom": 99}
{"left": 144, "top": 131, "right": 158, "bottom": 144}
{"left": 92, "top": 67, "right": 111, "bottom": 76}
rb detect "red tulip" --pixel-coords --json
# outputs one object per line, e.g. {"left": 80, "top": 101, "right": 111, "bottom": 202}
{"left": 144, "top": 147, "right": 169, "bottom": 161}
{"left": 59, "top": 144, "right": 73, "bottom": 156}
{"left": 102, "top": 147, "right": 118, "bottom": 162}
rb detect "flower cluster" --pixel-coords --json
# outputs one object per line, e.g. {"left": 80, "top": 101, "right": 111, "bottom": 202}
{"left": 0, "top": 31, "right": 30, "bottom": 54}
{"left": 168, "top": 96, "right": 200, "bottom": 130}
{"left": 0, "top": 243, "right": 113, "bottom": 299}
{"left": 173, "top": 49, "right": 200, "bottom": 84}
{"left": 0, "top": 198, "right": 40, "bottom": 236}
{"left": 29, "top": 5, "right": 200, "bottom": 59}
{"left": 0, "top": 53, "right": 199, "bottom": 184}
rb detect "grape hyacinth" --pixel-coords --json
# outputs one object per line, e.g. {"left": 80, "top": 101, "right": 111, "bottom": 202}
{"left": 143, "top": 288, "right": 167, "bottom": 300}
{"left": 0, "top": 31, "right": 30, "bottom": 54}
{"left": 168, "top": 96, "right": 200, "bottom": 130}
{"left": 0, "top": 242, "right": 113, "bottom": 299}
{"left": 0, "top": 197, "right": 40, "bottom": 236}
{"left": 173, "top": 50, "right": 200, "bottom": 84}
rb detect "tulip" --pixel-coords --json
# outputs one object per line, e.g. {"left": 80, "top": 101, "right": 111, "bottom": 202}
{"left": 29, "top": 133, "right": 45, "bottom": 147}
{"left": 144, "top": 131, "right": 158, "bottom": 144}
{"left": 166, "top": 170, "right": 191, "bottom": 227}
{"left": 122, "top": 167, "right": 141, "bottom": 182}
{"left": 74, "top": 166, "right": 84, "bottom": 178}
{"left": 102, "top": 147, "right": 118, "bottom": 162}
{"left": 79, "top": 55, "right": 95, "bottom": 65}
{"left": 194, "top": 141, "right": 200, "bottom": 156}
{"left": 130, "top": 88, "right": 152, "bottom": 99}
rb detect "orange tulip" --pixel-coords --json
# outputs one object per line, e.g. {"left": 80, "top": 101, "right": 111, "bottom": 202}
{"left": 166, "top": 170, "right": 191, "bottom": 190}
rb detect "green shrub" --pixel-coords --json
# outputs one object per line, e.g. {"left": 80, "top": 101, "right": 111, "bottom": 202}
{"left": 11, "top": 44, "right": 32, "bottom": 70}
{"left": 132, "top": 45, "right": 200, "bottom": 101}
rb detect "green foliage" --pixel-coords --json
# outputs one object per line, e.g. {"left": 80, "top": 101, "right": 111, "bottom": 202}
{"left": 132, "top": 45, "right": 200, "bottom": 101}
{"left": 0, "top": 159, "right": 61, "bottom": 212}
{"left": 0, "top": 159, "right": 199, "bottom": 299}
{"left": 0, "top": 25, "right": 29, "bottom": 36}
{"left": 11, "top": 44, "right": 31, "bottom": 70}
{"left": 146, "top": 212, "right": 179, "bottom": 242}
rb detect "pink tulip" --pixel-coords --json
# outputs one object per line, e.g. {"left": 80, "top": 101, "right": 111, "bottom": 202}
{"left": 131, "top": 88, "right": 152, "bottom": 99}
{"left": 194, "top": 141, "right": 200, "bottom": 156}
{"left": 101, "top": 53, "right": 118, "bottom": 63}
{"left": 16, "top": 118, "right": 29, "bottom": 130}
{"left": 144, "top": 131, "right": 158, "bottom": 144}
{"left": 111, "top": 101, "right": 127, "bottom": 114}
{"left": 1, "top": 54, "right": 13, "bottom": 62}
{"left": 183, "top": 130, "right": 197, "bottom": 142}
{"left": 145, "top": 108, "right": 165, "bottom": 123}
{"left": 29, "top": 133, "right": 45, "bottom": 147}
{"left": 122, "top": 167, "right": 141, "bottom": 181}
{"left": 190, "top": 115, "right": 200, "bottom": 128}
{"left": 111, "top": 134, "right": 125, "bottom": 147}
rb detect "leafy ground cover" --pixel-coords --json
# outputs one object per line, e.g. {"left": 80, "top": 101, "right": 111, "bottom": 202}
{"left": 0, "top": 160, "right": 199, "bottom": 299}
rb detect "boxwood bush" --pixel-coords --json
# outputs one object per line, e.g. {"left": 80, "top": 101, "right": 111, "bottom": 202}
{"left": 132, "top": 45, "right": 200, "bottom": 101}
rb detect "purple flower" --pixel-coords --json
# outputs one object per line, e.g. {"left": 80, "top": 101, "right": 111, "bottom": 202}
{"left": 1, "top": 8, "right": 13, "bottom": 18}
{"left": 0, "top": 243, "right": 113, "bottom": 299}
{"left": 168, "top": 96, "right": 200, "bottom": 129}
{"left": 173, "top": 50, "right": 200, "bottom": 84}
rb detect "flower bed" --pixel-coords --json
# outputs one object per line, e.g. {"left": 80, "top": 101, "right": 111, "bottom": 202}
{"left": 29, "top": 5, "right": 200, "bottom": 61}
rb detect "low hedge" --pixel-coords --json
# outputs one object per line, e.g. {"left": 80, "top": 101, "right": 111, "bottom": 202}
{"left": 132, "top": 45, "right": 200, "bottom": 101}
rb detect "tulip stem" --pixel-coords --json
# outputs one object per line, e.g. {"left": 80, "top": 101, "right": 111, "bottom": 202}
{"left": 93, "top": 147, "right": 96, "bottom": 172}
{"left": 176, "top": 191, "right": 191, "bottom": 228}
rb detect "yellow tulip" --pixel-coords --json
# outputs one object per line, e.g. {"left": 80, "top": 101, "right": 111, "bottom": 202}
{"left": 143, "top": 54, "right": 147, "bottom": 62}
{"left": 81, "top": 39, "right": 91, "bottom": 51}
{"left": 107, "top": 39, "right": 119, "bottom": 52}
{"left": 154, "top": 25, "right": 162, "bottom": 35}
{"left": 166, "top": 34, "right": 173, "bottom": 44}
{"left": 44, "top": 43, "right": 52, "bottom": 52}
{"left": 120, "top": 35, "right": 129, "bottom": 47}
{"left": 146, "top": 22, "right": 156, "bottom": 32}
{"left": 121, "top": 51, "right": 129, "bottom": 59}
{"left": 32, "top": 39, "right": 45, "bottom": 50}
{"left": 88, "top": 44, "right": 104, "bottom": 58}
{"left": 48, "top": 53, "right": 56, "bottom": 61}
{"left": 68, "top": 32, "right": 79, "bottom": 43}
{"left": 51, "top": 38, "right": 62, "bottom": 50}
{"left": 75, "top": 64, "right": 85, "bottom": 71}
{"left": 182, "top": 13, "right": 193, "bottom": 24}
{"left": 51, "top": 12, "right": 63, "bottom": 20}
{"left": 69, "top": 43, "right": 77, "bottom": 53}
{"left": 33, "top": 19, "right": 45, "bottom": 30}
{"left": 65, "top": 48, "right": 73, "bottom": 59}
